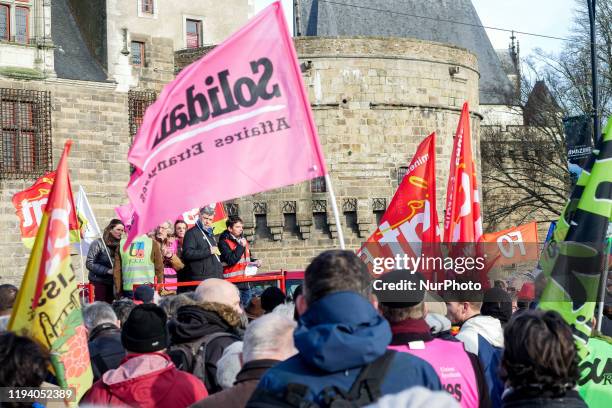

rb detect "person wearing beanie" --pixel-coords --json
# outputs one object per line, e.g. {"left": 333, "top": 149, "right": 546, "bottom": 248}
{"left": 375, "top": 270, "right": 491, "bottom": 408}
{"left": 481, "top": 287, "right": 513, "bottom": 326}
{"left": 260, "top": 286, "right": 286, "bottom": 313}
{"left": 83, "top": 304, "right": 208, "bottom": 408}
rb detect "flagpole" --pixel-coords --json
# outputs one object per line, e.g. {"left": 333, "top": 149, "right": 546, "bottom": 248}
{"left": 75, "top": 189, "right": 88, "bottom": 304}
{"left": 325, "top": 174, "right": 346, "bottom": 249}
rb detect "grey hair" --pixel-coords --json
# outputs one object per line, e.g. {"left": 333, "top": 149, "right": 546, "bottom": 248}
{"left": 243, "top": 312, "right": 297, "bottom": 363}
{"left": 199, "top": 206, "right": 215, "bottom": 216}
{"left": 83, "top": 301, "right": 118, "bottom": 330}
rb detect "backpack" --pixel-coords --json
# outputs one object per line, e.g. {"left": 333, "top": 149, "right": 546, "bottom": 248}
{"left": 168, "top": 332, "right": 240, "bottom": 387}
{"left": 247, "top": 350, "right": 396, "bottom": 408}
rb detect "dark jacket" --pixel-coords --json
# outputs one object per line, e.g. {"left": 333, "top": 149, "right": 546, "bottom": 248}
{"left": 168, "top": 302, "right": 242, "bottom": 393}
{"left": 502, "top": 388, "right": 588, "bottom": 408}
{"left": 247, "top": 292, "right": 442, "bottom": 406}
{"left": 86, "top": 239, "right": 114, "bottom": 285}
{"left": 181, "top": 222, "right": 223, "bottom": 283}
{"left": 190, "top": 359, "right": 278, "bottom": 408}
{"left": 389, "top": 318, "right": 491, "bottom": 408}
{"left": 218, "top": 230, "right": 246, "bottom": 266}
{"left": 88, "top": 323, "right": 126, "bottom": 381}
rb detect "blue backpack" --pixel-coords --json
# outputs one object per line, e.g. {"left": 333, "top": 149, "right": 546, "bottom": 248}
{"left": 477, "top": 334, "right": 504, "bottom": 407}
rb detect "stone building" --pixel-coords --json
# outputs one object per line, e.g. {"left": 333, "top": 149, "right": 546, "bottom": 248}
{"left": 1, "top": 0, "right": 529, "bottom": 282}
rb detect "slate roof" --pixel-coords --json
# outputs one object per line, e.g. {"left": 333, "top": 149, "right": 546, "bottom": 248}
{"left": 52, "top": 0, "right": 108, "bottom": 82}
{"left": 297, "top": 0, "right": 514, "bottom": 105}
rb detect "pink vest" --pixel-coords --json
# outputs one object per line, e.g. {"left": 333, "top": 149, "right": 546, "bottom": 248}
{"left": 389, "top": 339, "right": 479, "bottom": 408}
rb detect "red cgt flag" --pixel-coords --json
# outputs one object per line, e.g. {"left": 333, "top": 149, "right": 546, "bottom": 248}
{"left": 443, "top": 102, "right": 483, "bottom": 243}
{"left": 358, "top": 133, "right": 441, "bottom": 276}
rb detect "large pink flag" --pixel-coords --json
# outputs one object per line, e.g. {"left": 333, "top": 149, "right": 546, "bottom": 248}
{"left": 125, "top": 1, "right": 327, "bottom": 244}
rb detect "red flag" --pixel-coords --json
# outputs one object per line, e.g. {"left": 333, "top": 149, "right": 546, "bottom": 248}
{"left": 359, "top": 133, "right": 440, "bottom": 275}
{"left": 443, "top": 102, "right": 483, "bottom": 243}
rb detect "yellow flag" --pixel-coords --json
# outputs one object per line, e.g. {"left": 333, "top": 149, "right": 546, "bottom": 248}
{"left": 9, "top": 141, "right": 93, "bottom": 403}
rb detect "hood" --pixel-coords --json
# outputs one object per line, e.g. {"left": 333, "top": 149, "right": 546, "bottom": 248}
{"left": 101, "top": 353, "right": 177, "bottom": 404}
{"left": 425, "top": 313, "right": 452, "bottom": 334}
{"left": 295, "top": 291, "right": 391, "bottom": 372}
{"left": 169, "top": 302, "right": 241, "bottom": 343}
{"left": 461, "top": 315, "right": 504, "bottom": 348}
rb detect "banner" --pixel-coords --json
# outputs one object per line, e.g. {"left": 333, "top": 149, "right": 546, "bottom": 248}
{"left": 537, "top": 118, "right": 612, "bottom": 406}
{"left": 481, "top": 222, "right": 539, "bottom": 268}
{"left": 443, "top": 102, "right": 483, "bottom": 243}
{"left": 358, "top": 133, "right": 440, "bottom": 276}
{"left": 563, "top": 115, "right": 593, "bottom": 185}
{"left": 115, "top": 203, "right": 135, "bottom": 227}
{"left": 9, "top": 141, "right": 93, "bottom": 401}
{"left": 125, "top": 1, "right": 327, "bottom": 246}
{"left": 74, "top": 186, "right": 103, "bottom": 257}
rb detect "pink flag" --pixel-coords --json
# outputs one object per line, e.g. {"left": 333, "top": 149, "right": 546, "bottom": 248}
{"left": 115, "top": 203, "right": 135, "bottom": 227}
{"left": 125, "top": 2, "right": 327, "bottom": 244}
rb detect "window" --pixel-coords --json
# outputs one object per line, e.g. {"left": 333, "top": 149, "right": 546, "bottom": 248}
{"left": 397, "top": 166, "right": 408, "bottom": 184}
{"left": 186, "top": 19, "right": 202, "bottom": 48}
{"left": 0, "top": 5, "right": 8, "bottom": 41}
{"left": 128, "top": 89, "right": 157, "bottom": 143}
{"left": 15, "top": 6, "right": 28, "bottom": 44}
{"left": 130, "top": 41, "right": 145, "bottom": 66}
{"left": 141, "top": 0, "right": 154, "bottom": 14}
{"left": 311, "top": 176, "right": 326, "bottom": 193}
{"left": 0, "top": 88, "right": 52, "bottom": 179}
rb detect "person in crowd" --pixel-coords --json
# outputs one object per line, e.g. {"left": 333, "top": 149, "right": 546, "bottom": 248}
{"left": 481, "top": 287, "right": 513, "bottom": 327}
{"left": 0, "top": 284, "right": 17, "bottom": 331}
{"left": 376, "top": 270, "right": 490, "bottom": 408}
{"left": 157, "top": 221, "right": 182, "bottom": 293}
{"left": 168, "top": 278, "right": 243, "bottom": 393}
{"left": 83, "top": 301, "right": 126, "bottom": 381}
{"left": 218, "top": 216, "right": 262, "bottom": 279}
{"left": 174, "top": 219, "right": 188, "bottom": 258}
{"left": 113, "top": 233, "right": 164, "bottom": 299}
{"left": 112, "top": 299, "right": 135, "bottom": 327}
{"left": 291, "top": 284, "right": 303, "bottom": 321}
{"left": 86, "top": 219, "right": 124, "bottom": 303}
{"left": 180, "top": 206, "right": 223, "bottom": 292}
{"left": 248, "top": 250, "right": 441, "bottom": 406}
{"left": 0, "top": 332, "right": 55, "bottom": 408}
{"left": 83, "top": 304, "right": 208, "bottom": 407}
{"left": 133, "top": 284, "right": 156, "bottom": 305}
{"left": 260, "top": 286, "right": 286, "bottom": 314}
{"left": 500, "top": 310, "right": 587, "bottom": 407}
{"left": 245, "top": 295, "right": 264, "bottom": 322}
{"left": 446, "top": 286, "right": 505, "bottom": 407}
{"left": 159, "top": 294, "right": 196, "bottom": 322}
{"left": 424, "top": 292, "right": 456, "bottom": 341}
{"left": 215, "top": 341, "right": 244, "bottom": 390}
{"left": 193, "top": 312, "right": 298, "bottom": 408}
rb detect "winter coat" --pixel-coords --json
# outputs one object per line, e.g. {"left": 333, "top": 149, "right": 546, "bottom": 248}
{"left": 180, "top": 223, "right": 223, "bottom": 283}
{"left": 86, "top": 239, "right": 115, "bottom": 285}
{"left": 168, "top": 302, "right": 243, "bottom": 393}
{"left": 112, "top": 237, "right": 164, "bottom": 296}
{"left": 88, "top": 323, "right": 126, "bottom": 381}
{"left": 456, "top": 315, "right": 505, "bottom": 408}
{"left": 247, "top": 292, "right": 442, "bottom": 406}
{"left": 83, "top": 352, "right": 208, "bottom": 408}
{"left": 502, "top": 388, "right": 587, "bottom": 408}
{"left": 190, "top": 359, "right": 278, "bottom": 408}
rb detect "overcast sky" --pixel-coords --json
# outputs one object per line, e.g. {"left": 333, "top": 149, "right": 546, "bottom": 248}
{"left": 472, "top": 0, "right": 577, "bottom": 57}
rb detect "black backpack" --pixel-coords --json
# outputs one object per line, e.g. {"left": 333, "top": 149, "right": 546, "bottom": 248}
{"left": 168, "top": 332, "right": 240, "bottom": 387}
{"left": 247, "top": 350, "right": 396, "bottom": 408}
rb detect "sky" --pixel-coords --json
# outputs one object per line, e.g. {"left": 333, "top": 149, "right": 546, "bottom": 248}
{"left": 253, "top": 0, "right": 578, "bottom": 58}
{"left": 471, "top": 0, "right": 577, "bottom": 57}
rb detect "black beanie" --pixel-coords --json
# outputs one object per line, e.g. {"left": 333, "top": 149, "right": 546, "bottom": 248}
{"left": 261, "top": 286, "right": 286, "bottom": 313}
{"left": 121, "top": 304, "right": 169, "bottom": 353}
{"left": 481, "top": 287, "right": 513, "bottom": 324}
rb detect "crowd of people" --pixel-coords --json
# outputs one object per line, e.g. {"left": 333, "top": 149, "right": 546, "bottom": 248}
{"left": 0, "top": 206, "right": 604, "bottom": 407}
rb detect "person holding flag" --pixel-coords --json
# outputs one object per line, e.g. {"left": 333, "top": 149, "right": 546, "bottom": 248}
{"left": 86, "top": 219, "right": 124, "bottom": 303}
{"left": 8, "top": 140, "right": 93, "bottom": 402}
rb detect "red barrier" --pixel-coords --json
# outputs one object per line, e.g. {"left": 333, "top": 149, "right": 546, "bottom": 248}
{"left": 78, "top": 283, "right": 95, "bottom": 303}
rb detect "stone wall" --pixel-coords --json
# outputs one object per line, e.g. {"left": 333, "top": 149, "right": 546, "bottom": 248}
{"left": 0, "top": 78, "right": 130, "bottom": 283}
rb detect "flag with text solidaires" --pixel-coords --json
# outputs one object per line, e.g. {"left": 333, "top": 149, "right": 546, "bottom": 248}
{"left": 358, "top": 133, "right": 441, "bottom": 276}
{"left": 125, "top": 1, "right": 327, "bottom": 246}
{"left": 9, "top": 141, "right": 93, "bottom": 402}
{"left": 443, "top": 102, "right": 483, "bottom": 243}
